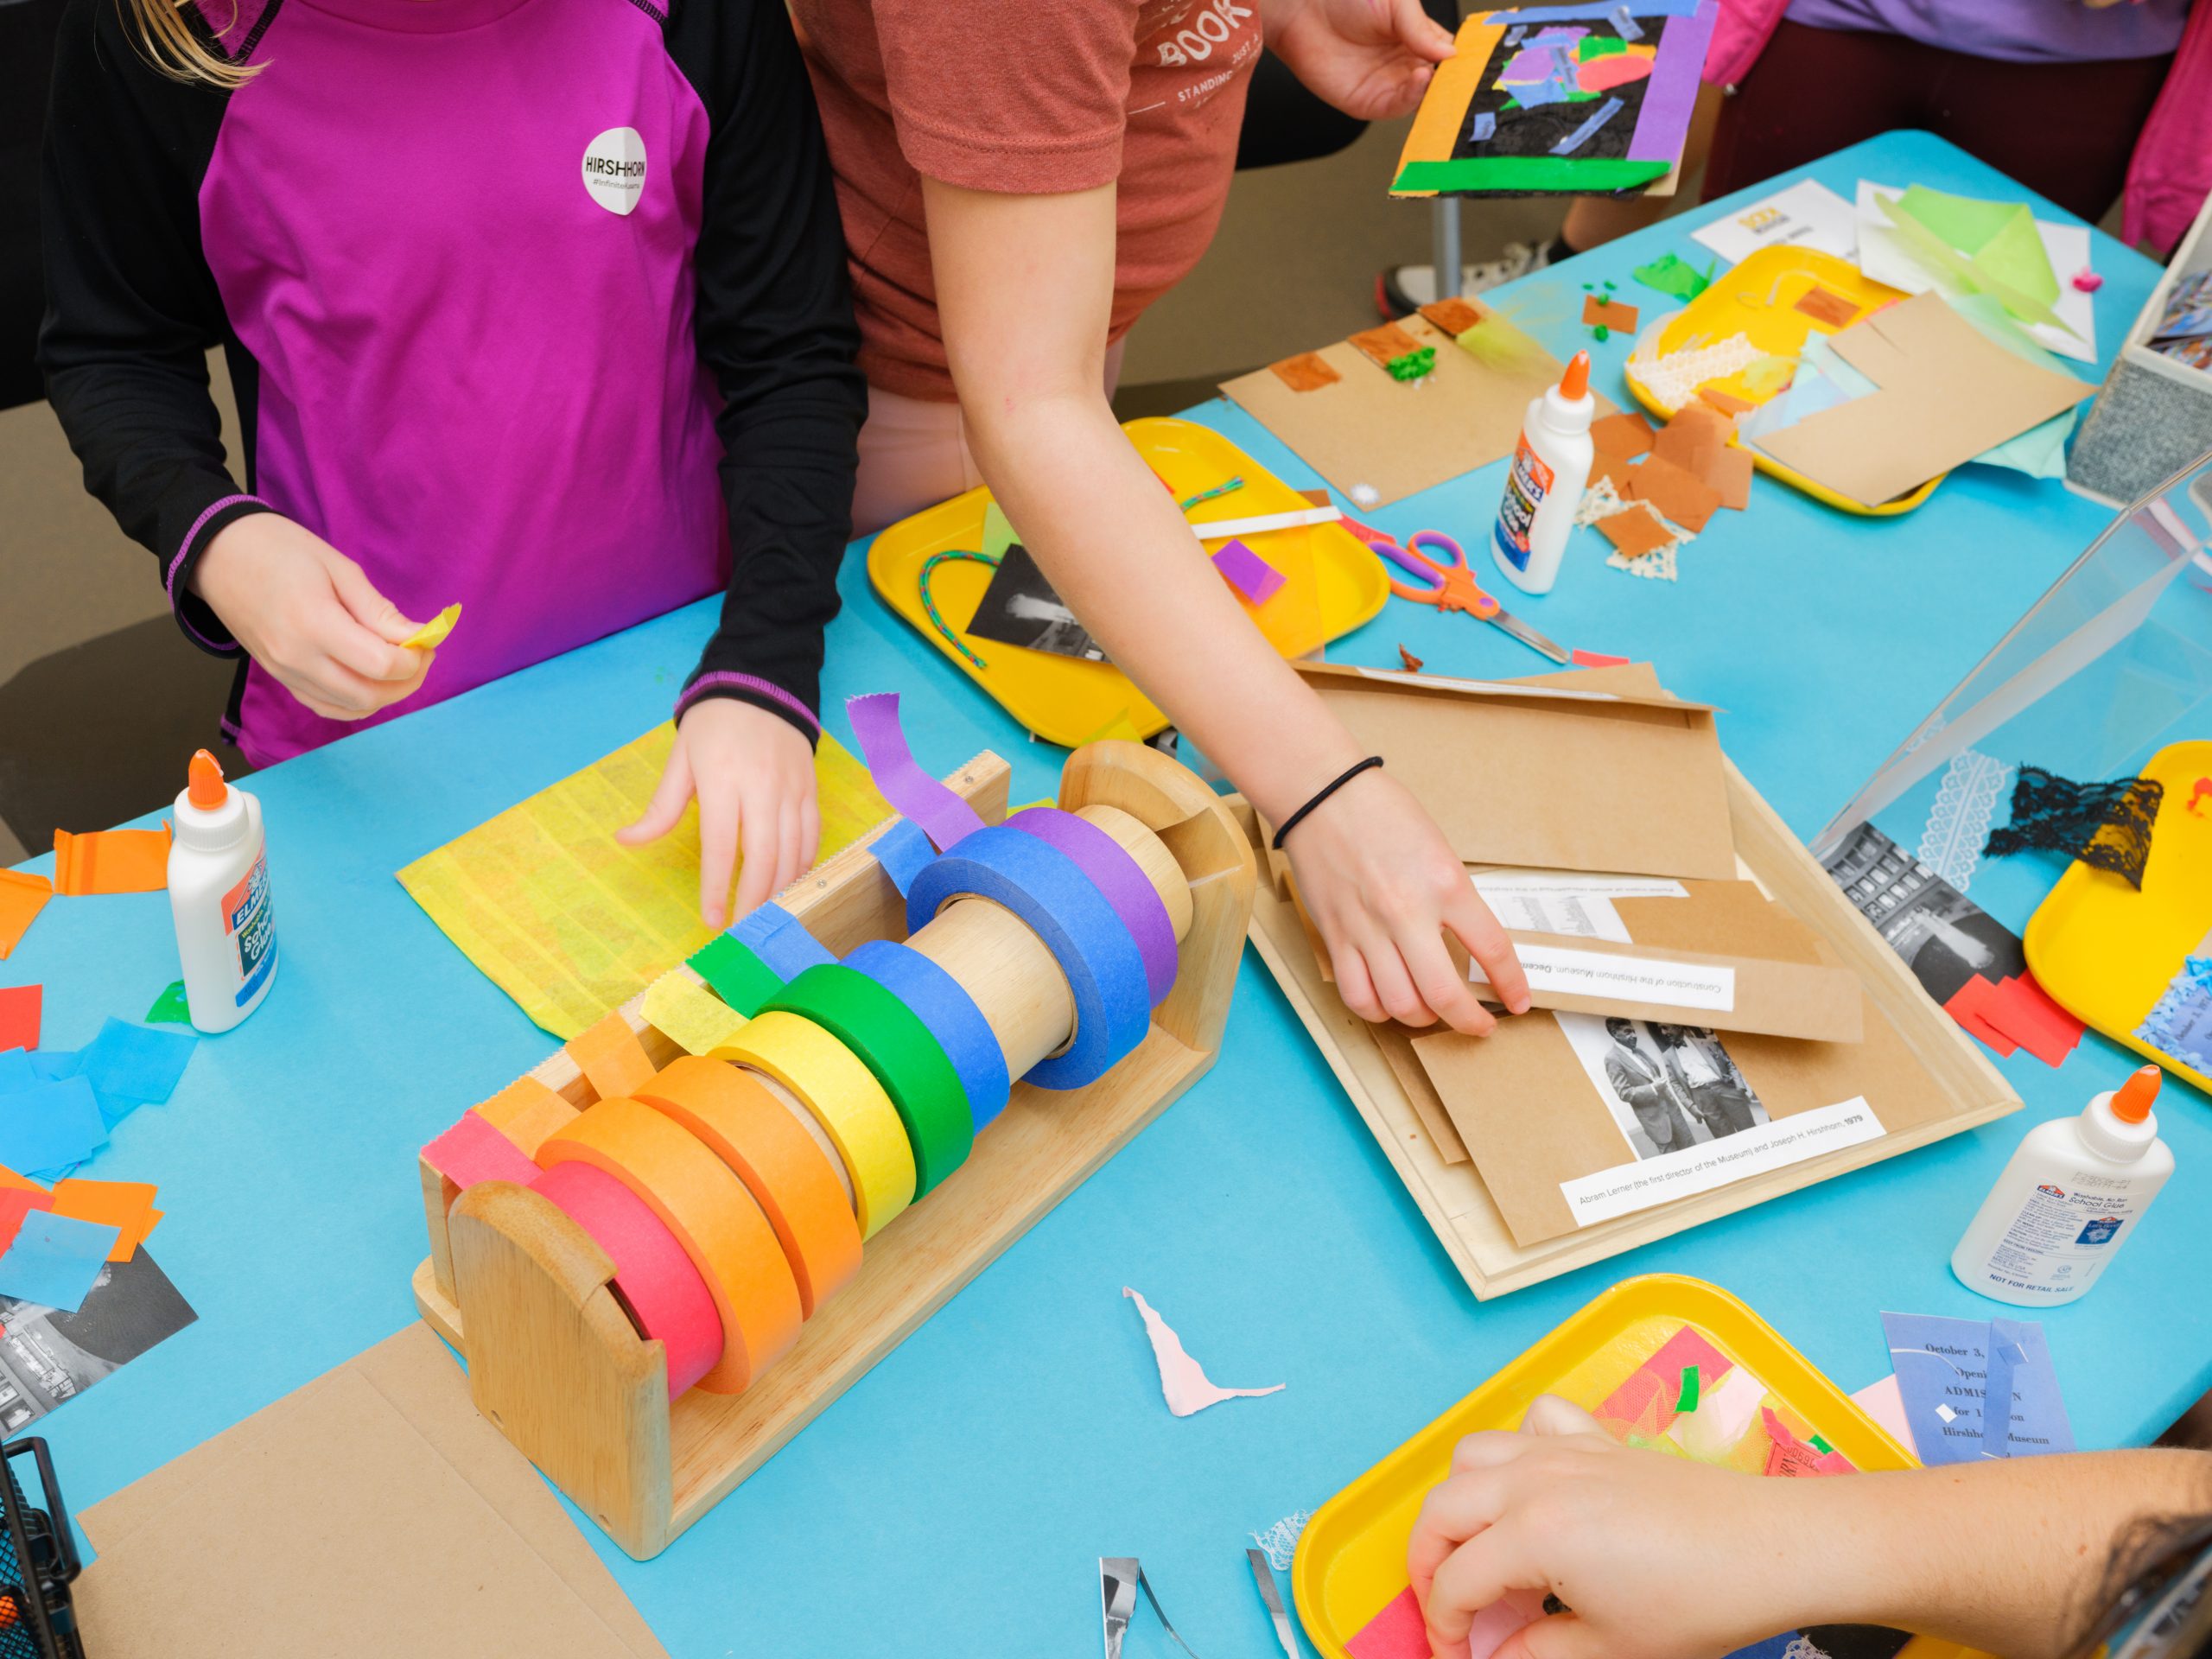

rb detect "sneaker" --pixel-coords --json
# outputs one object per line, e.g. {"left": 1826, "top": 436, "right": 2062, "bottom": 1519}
{"left": 1377, "top": 239, "right": 1560, "bottom": 316}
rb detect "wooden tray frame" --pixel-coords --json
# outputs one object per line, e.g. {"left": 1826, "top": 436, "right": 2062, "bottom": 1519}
{"left": 410, "top": 741, "right": 1256, "bottom": 1557}
{"left": 1241, "top": 760, "right": 2023, "bottom": 1300}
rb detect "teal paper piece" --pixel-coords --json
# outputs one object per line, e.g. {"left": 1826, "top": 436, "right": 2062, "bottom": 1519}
{"left": 78, "top": 1017, "right": 197, "bottom": 1129}
{"left": 0, "top": 1212, "right": 121, "bottom": 1313}
{"left": 0, "top": 1077, "right": 108, "bottom": 1175}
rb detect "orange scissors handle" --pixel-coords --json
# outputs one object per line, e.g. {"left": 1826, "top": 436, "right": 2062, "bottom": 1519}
{"left": 1404, "top": 531, "right": 1501, "bottom": 620}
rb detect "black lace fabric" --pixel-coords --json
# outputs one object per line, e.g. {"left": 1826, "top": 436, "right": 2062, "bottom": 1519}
{"left": 1983, "top": 765, "right": 2164, "bottom": 889}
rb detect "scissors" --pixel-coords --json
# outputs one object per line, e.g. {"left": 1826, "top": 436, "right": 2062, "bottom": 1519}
{"left": 1348, "top": 523, "right": 1569, "bottom": 664}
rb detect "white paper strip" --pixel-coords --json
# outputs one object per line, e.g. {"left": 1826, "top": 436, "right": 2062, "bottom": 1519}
{"left": 1472, "top": 944, "right": 1735, "bottom": 1012}
{"left": 1480, "top": 889, "right": 1633, "bottom": 944}
{"left": 1560, "top": 1096, "right": 1885, "bottom": 1226}
{"left": 1186, "top": 505, "right": 1341, "bottom": 543}
{"left": 1471, "top": 869, "right": 1690, "bottom": 900}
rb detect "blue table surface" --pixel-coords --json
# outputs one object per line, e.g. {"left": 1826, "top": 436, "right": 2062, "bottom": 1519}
{"left": 9, "top": 132, "right": 2208, "bottom": 1656}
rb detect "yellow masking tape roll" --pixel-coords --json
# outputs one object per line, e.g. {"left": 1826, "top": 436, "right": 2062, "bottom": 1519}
{"left": 712, "top": 1012, "right": 915, "bottom": 1241}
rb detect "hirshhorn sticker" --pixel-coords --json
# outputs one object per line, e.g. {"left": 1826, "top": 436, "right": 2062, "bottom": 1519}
{"left": 581, "top": 127, "right": 647, "bottom": 216}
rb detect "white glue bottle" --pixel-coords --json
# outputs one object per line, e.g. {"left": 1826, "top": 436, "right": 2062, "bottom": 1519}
{"left": 168, "top": 749, "right": 278, "bottom": 1033}
{"left": 1950, "top": 1065, "right": 2171, "bottom": 1306}
{"left": 1490, "top": 348, "right": 1593, "bottom": 596}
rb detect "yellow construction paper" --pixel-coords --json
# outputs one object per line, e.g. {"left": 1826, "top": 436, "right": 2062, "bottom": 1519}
{"left": 397, "top": 722, "right": 890, "bottom": 1038}
{"left": 402, "top": 603, "right": 462, "bottom": 651}
{"left": 641, "top": 969, "right": 750, "bottom": 1057}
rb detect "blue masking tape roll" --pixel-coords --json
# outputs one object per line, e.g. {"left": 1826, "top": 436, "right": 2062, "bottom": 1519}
{"left": 732, "top": 902, "right": 833, "bottom": 982}
{"left": 871, "top": 818, "right": 937, "bottom": 899}
{"left": 905, "top": 826, "right": 1149, "bottom": 1091}
{"left": 842, "top": 939, "right": 1012, "bottom": 1132}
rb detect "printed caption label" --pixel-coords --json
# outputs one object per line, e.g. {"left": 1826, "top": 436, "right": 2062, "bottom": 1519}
{"left": 1560, "top": 1096, "right": 1884, "bottom": 1225}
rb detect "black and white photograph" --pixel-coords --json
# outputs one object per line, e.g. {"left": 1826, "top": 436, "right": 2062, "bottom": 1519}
{"left": 0, "top": 1249, "right": 197, "bottom": 1432}
{"left": 1556, "top": 1013, "right": 1771, "bottom": 1161}
{"left": 1820, "top": 820, "right": 2026, "bottom": 1007}
{"left": 964, "top": 545, "right": 1108, "bottom": 662}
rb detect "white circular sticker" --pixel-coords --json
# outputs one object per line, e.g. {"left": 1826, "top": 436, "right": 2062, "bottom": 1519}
{"left": 581, "top": 126, "right": 647, "bottom": 216}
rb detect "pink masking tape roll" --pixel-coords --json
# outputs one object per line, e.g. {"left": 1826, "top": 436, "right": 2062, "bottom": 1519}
{"left": 423, "top": 1110, "right": 542, "bottom": 1192}
{"left": 530, "top": 1160, "right": 724, "bottom": 1399}
{"left": 1006, "top": 807, "right": 1178, "bottom": 1007}
{"left": 846, "top": 691, "right": 987, "bottom": 852}
{"left": 1210, "top": 538, "right": 1286, "bottom": 607}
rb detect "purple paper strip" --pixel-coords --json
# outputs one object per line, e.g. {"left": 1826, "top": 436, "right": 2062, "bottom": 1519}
{"left": 1006, "top": 808, "right": 1178, "bottom": 1007}
{"left": 1211, "top": 539, "right": 1286, "bottom": 607}
{"left": 1626, "top": 0, "right": 1718, "bottom": 162}
{"left": 846, "top": 691, "right": 987, "bottom": 853}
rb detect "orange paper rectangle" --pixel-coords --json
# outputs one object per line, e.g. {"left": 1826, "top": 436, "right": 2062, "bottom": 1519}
{"left": 1581, "top": 296, "right": 1641, "bottom": 333}
{"left": 1793, "top": 285, "right": 1861, "bottom": 328}
{"left": 1709, "top": 445, "right": 1754, "bottom": 511}
{"left": 1595, "top": 504, "right": 1674, "bottom": 557}
{"left": 1269, "top": 352, "right": 1340, "bottom": 393}
{"left": 50, "top": 1178, "right": 162, "bottom": 1261}
{"left": 0, "top": 870, "right": 52, "bottom": 959}
{"left": 52, "top": 824, "right": 172, "bottom": 896}
{"left": 474, "top": 1075, "right": 582, "bottom": 1157}
{"left": 1348, "top": 322, "right": 1421, "bottom": 370}
{"left": 1419, "top": 297, "right": 1485, "bottom": 337}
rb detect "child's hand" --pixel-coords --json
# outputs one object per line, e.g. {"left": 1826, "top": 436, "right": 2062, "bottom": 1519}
{"left": 1266, "top": 0, "right": 1457, "bottom": 121}
{"left": 191, "top": 513, "right": 431, "bottom": 720}
{"left": 1285, "top": 767, "right": 1530, "bottom": 1035}
{"left": 619, "top": 698, "right": 820, "bottom": 931}
{"left": 1408, "top": 1395, "right": 1794, "bottom": 1659}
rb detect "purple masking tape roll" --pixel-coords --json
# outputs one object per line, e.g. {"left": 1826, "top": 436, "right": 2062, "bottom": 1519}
{"left": 1005, "top": 807, "right": 1177, "bottom": 1008}
{"left": 847, "top": 692, "right": 987, "bottom": 853}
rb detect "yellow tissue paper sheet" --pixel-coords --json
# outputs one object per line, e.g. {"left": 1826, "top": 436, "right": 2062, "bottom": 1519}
{"left": 402, "top": 603, "right": 462, "bottom": 651}
{"left": 397, "top": 722, "right": 889, "bottom": 1038}
{"left": 642, "top": 969, "right": 750, "bottom": 1057}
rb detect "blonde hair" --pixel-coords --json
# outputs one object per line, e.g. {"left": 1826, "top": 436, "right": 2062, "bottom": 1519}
{"left": 120, "top": 0, "right": 260, "bottom": 87}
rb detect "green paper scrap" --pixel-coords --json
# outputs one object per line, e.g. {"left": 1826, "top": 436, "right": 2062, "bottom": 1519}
{"left": 982, "top": 501, "right": 1018, "bottom": 562}
{"left": 1675, "top": 1365, "right": 1700, "bottom": 1413}
{"left": 1809, "top": 1433, "right": 1834, "bottom": 1455}
{"left": 1394, "top": 157, "right": 1672, "bottom": 195}
{"left": 1631, "top": 251, "right": 1712, "bottom": 302}
{"left": 1386, "top": 346, "right": 1437, "bottom": 382}
{"left": 146, "top": 982, "right": 190, "bottom": 1025}
{"left": 1877, "top": 189, "right": 2064, "bottom": 334}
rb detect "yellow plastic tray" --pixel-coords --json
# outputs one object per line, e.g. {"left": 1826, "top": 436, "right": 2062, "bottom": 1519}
{"left": 1626, "top": 245, "right": 1933, "bottom": 517}
{"left": 864, "top": 416, "right": 1389, "bottom": 748}
{"left": 1292, "top": 1274, "right": 1980, "bottom": 1659}
{"left": 2026, "top": 740, "right": 2212, "bottom": 1096}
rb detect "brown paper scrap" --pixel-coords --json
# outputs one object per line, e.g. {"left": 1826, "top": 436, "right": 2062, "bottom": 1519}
{"left": 1349, "top": 322, "right": 1422, "bottom": 370}
{"left": 1793, "top": 285, "right": 1860, "bottom": 328}
{"left": 1595, "top": 502, "right": 1674, "bottom": 557}
{"left": 1270, "top": 351, "right": 1341, "bottom": 393}
{"left": 1650, "top": 403, "right": 1731, "bottom": 478}
{"left": 1592, "top": 410, "right": 1655, "bottom": 459}
{"left": 1627, "top": 454, "right": 1722, "bottom": 533}
{"left": 1420, "top": 297, "right": 1486, "bottom": 337}
{"left": 1582, "top": 295, "right": 1641, "bottom": 333}
{"left": 1708, "top": 444, "right": 1754, "bottom": 511}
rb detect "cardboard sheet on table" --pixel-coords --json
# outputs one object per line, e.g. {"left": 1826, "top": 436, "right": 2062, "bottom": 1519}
{"left": 397, "top": 721, "right": 889, "bottom": 1038}
{"left": 1751, "top": 292, "right": 2090, "bottom": 508}
{"left": 79, "top": 1323, "right": 668, "bottom": 1659}
{"left": 1460, "top": 879, "right": 1860, "bottom": 1039}
{"left": 1372, "top": 1019, "right": 1470, "bottom": 1163}
{"left": 1219, "top": 306, "right": 1615, "bottom": 509}
{"left": 1417, "top": 986, "right": 1951, "bottom": 1247}
{"left": 1294, "top": 660, "right": 1737, "bottom": 880}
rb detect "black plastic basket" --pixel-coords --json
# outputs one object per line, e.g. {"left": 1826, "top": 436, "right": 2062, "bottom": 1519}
{"left": 0, "top": 1440, "right": 81, "bottom": 1659}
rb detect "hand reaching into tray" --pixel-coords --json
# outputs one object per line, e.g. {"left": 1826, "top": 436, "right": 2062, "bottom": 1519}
{"left": 1405, "top": 1394, "right": 2212, "bottom": 1659}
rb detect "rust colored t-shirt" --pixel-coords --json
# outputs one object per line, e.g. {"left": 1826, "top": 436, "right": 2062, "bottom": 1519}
{"left": 792, "top": 0, "right": 1261, "bottom": 401}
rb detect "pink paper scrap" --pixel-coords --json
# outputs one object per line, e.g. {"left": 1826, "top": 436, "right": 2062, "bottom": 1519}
{"left": 1123, "top": 1287, "right": 1283, "bottom": 1417}
{"left": 1211, "top": 538, "right": 1287, "bottom": 607}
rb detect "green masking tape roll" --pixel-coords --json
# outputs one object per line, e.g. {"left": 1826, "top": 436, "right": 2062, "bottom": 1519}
{"left": 688, "top": 933, "right": 785, "bottom": 1019}
{"left": 763, "top": 963, "right": 974, "bottom": 1198}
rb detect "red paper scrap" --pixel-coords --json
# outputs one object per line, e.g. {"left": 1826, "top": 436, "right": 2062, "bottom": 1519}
{"left": 1348, "top": 1588, "right": 1428, "bottom": 1659}
{"left": 1980, "top": 973, "right": 2086, "bottom": 1068}
{"left": 1944, "top": 977, "right": 2020, "bottom": 1058}
{"left": 0, "top": 1188, "right": 54, "bottom": 1255}
{"left": 0, "top": 985, "right": 39, "bottom": 1053}
{"left": 1570, "top": 649, "right": 1630, "bottom": 668}
{"left": 423, "top": 1110, "right": 543, "bottom": 1191}
{"left": 1762, "top": 1407, "right": 1853, "bottom": 1478}
{"left": 1599, "top": 1325, "right": 1733, "bottom": 1437}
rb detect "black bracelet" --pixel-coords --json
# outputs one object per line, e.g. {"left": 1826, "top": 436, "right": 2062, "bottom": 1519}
{"left": 1272, "top": 756, "right": 1384, "bottom": 850}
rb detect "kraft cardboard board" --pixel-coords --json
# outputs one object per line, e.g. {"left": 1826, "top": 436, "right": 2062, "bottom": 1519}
{"left": 1419, "top": 984, "right": 1952, "bottom": 1248}
{"left": 1293, "top": 661, "right": 1738, "bottom": 880}
{"left": 1219, "top": 308, "right": 1617, "bottom": 509}
{"left": 1375, "top": 1020, "right": 1471, "bottom": 1164}
{"left": 78, "top": 1324, "right": 667, "bottom": 1659}
{"left": 1751, "top": 291, "right": 2092, "bottom": 507}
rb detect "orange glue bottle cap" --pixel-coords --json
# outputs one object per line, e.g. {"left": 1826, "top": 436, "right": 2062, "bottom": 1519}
{"left": 187, "top": 748, "right": 227, "bottom": 810}
{"left": 1559, "top": 350, "right": 1591, "bottom": 401}
{"left": 2111, "top": 1065, "right": 2161, "bottom": 1124}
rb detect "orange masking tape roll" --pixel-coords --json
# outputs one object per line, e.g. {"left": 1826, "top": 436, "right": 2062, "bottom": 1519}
{"left": 538, "top": 1096, "right": 802, "bottom": 1394}
{"left": 633, "top": 1057, "right": 863, "bottom": 1318}
{"left": 712, "top": 1012, "right": 914, "bottom": 1242}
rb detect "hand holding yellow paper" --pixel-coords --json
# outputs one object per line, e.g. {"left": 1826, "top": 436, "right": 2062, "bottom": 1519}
{"left": 397, "top": 721, "right": 889, "bottom": 1037}
{"left": 402, "top": 603, "right": 462, "bottom": 652}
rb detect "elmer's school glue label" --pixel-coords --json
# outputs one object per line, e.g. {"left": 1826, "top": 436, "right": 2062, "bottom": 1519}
{"left": 1491, "top": 350, "right": 1592, "bottom": 596}
{"left": 168, "top": 749, "right": 277, "bottom": 1033}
